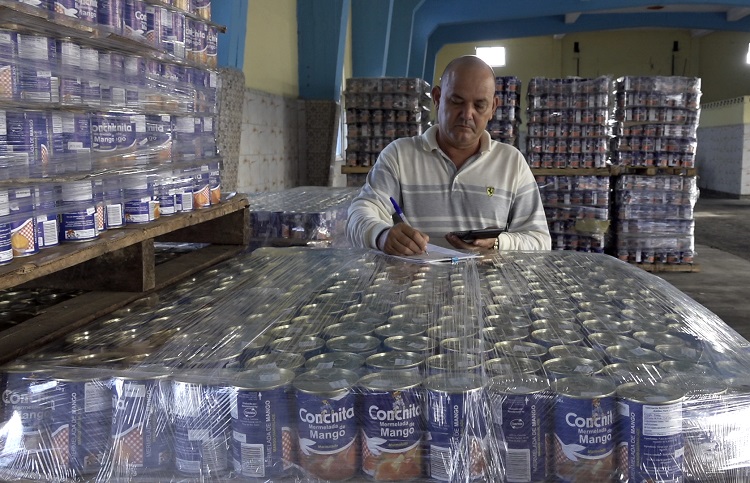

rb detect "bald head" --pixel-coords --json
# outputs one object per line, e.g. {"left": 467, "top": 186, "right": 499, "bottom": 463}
{"left": 440, "top": 55, "right": 496, "bottom": 87}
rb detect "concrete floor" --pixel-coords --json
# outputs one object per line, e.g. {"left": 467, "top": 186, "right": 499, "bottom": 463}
{"left": 655, "top": 196, "right": 750, "bottom": 341}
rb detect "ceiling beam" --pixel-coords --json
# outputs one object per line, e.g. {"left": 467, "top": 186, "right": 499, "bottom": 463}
{"left": 727, "top": 7, "right": 750, "bottom": 22}
{"left": 565, "top": 12, "right": 581, "bottom": 24}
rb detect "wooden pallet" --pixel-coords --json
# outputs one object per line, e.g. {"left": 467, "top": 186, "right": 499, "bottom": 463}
{"left": 629, "top": 262, "right": 701, "bottom": 273}
{"left": 612, "top": 166, "right": 697, "bottom": 176}
{"left": 0, "top": 196, "right": 250, "bottom": 364}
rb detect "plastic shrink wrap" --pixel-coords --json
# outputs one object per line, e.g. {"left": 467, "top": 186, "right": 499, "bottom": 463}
{"left": 1, "top": 248, "right": 750, "bottom": 482}
{"left": 247, "top": 186, "right": 358, "bottom": 248}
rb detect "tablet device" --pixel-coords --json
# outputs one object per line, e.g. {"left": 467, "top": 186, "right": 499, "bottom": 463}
{"left": 451, "top": 228, "right": 506, "bottom": 242}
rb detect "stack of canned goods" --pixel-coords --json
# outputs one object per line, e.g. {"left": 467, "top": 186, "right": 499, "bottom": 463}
{"left": 2, "top": 248, "right": 749, "bottom": 481}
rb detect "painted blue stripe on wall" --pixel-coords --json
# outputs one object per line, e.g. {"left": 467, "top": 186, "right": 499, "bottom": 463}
{"left": 212, "top": 0, "right": 248, "bottom": 69}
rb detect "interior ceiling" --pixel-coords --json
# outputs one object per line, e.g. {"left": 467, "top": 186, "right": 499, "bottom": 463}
{"left": 409, "top": 0, "right": 750, "bottom": 78}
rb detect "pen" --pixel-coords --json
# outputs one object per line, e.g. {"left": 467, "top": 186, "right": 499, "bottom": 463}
{"left": 389, "top": 197, "right": 410, "bottom": 225}
{"left": 389, "top": 197, "right": 428, "bottom": 254}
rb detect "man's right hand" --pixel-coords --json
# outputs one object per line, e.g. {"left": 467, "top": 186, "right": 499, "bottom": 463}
{"left": 378, "top": 224, "right": 430, "bottom": 255}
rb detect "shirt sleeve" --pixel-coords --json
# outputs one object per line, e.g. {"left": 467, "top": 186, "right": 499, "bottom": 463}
{"left": 496, "top": 151, "right": 552, "bottom": 251}
{"left": 346, "top": 148, "right": 402, "bottom": 249}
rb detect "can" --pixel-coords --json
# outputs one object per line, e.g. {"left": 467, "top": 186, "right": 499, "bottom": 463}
{"left": 187, "top": 19, "right": 208, "bottom": 65}
{"left": 424, "top": 372, "right": 488, "bottom": 481}
{"left": 9, "top": 188, "right": 38, "bottom": 257}
{"left": 48, "top": 369, "right": 112, "bottom": 476}
{"left": 548, "top": 344, "right": 605, "bottom": 362}
{"left": 440, "top": 337, "right": 495, "bottom": 357}
{"left": 99, "top": 52, "right": 126, "bottom": 107}
{"left": 206, "top": 24, "right": 217, "bottom": 68}
{"left": 102, "top": 177, "right": 125, "bottom": 229}
{"left": 123, "top": 0, "right": 148, "bottom": 38}
{"left": 481, "top": 325, "right": 528, "bottom": 344}
{"left": 616, "top": 381, "right": 685, "bottom": 483}
{"left": 193, "top": 0, "right": 211, "bottom": 20}
{"left": 293, "top": 368, "right": 360, "bottom": 481}
{"left": 0, "top": 30, "right": 17, "bottom": 100}
{"left": 489, "top": 374, "right": 551, "bottom": 483}
{"left": 632, "top": 331, "right": 685, "bottom": 351}
{"left": 304, "top": 352, "right": 365, "bottom": 373}
{"left": 269, "top": 335, "right": 325, "bottom": 360}
{"left": 97, "top": 0, "right": 124, "bottom": 30}
{"left": 145, "top": 5, "right": 162, "bottom": 46}
{"left": 359, "top": 371, "right": 424, "bottom": 481}
{"left": 365, "top": 351, "right": 424, "bottom": 375}
{"left": 326, "top": 335, "right": 381, "bottom": 357}
{"left": 587, "top": 332, "right": 640, "bottom": 354}
{"left": 208, "top": 161, "right": 221, "bottom": 204}
{"left": 322, "top": 321, "right": 373, "bottom": 339}
{"left": 192, "top": 164, "right": 210, "bottom": 208}
{"left": 495, "top": 340, "right": 548, "bottom": 361}
{"left": 595, "top": 362, "right": 663, "bottom": 386}
{"left": 123, "top": 174, "right": 158, "bottom": 224}
{"left": 161, "top": 10, "right": 185, "bottom": 58}
{"left": 383, "top": 335, "right": 437, "bottom": 356}
{"left": 543, "top": 356, "right": 604, "bottom": 379}
{"left": 57, "top": 40, "right": 82, "bottom": 105}
{"left": 59, "top": 180, "right": 98, "bottom": 241}
{"left": 244, "top": 352, "right": 306, "bottom": 373}
{"left": 229, "top": 367, "right": 295, "bottom": 479}
{"left": 606, "top": 345, "right": 663, "bottom": 365}
{"left": 485, "top": 356, "right": 543, "bottom": 377}
{"left": 51, "top": 0, "right": 97, "bottom": 22}
{"left": 551, "top": 375, "right": 617, "bottom": 482}
{"left": 34, "top": 185, "right": 59, "bottom": 249}
{"left": 79, "top": 47, "right": 101, "bottom": 106}
{"left": 16, "top": 34, "right": 56, "bottom": 103}
{"left": 425, "top": 353, "right": 482, "bottom": 375}
{"left": 531, "top": 328, "right": 584, "bottom": 348}
{"left": 110, "top": 371, "right": 172, "bottom": 473}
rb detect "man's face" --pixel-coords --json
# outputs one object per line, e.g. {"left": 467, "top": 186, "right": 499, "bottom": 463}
{"left": 433, "top": 65, "right": 498, "bottom": 151}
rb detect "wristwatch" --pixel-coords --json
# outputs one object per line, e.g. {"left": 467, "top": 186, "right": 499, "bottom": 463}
{"left": 494, "top": 236, "right": 500, "bottom": 250}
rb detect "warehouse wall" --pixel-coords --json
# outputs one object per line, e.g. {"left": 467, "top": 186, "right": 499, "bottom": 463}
{"left": 236, "top": 0, "right": 303, "bottom": 193}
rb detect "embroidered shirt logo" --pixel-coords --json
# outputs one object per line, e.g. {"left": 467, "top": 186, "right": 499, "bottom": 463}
{"left": 486, "top": 187, "right": 495, "bottom": 197}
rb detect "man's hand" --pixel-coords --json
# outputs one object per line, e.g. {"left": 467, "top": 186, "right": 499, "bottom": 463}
{"left": 445, "top": 232, "right": 496, "bottom": 251}
{"left": 380, "top": 224, "right": 430, "bottom": 255}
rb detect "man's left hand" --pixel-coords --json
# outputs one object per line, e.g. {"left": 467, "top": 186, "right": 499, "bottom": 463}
{"left": 445, "top": 233, "right": 496, "bottom": 251}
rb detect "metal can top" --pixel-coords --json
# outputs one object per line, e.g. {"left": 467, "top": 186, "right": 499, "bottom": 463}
{"left": 596, "top": 362, "right": 663, "bottom": 385}
{"left": 244, "top": 352, "right": 306, "bottom": 371}
{"left": 365, "top": 351, "right": 424, "bottom": 371}
{"left": 587, "top": 332, "right": 640, "bottom": 349}
{"left": 358, "top": 371, "right": 423, "bottom": 392}
{"left": 481, "top": 325, "right": 528, "bottom": 343}
{"left": 661, "top": 374, "right": 728, "bottom": 398}
{"left": 440, "top": 337, "right": 495, "bottom": 356}
{"left": 606, "top": 345, "right": 663, "bottom": 365}
{"left": 654, "top": 343, "right": 703, "bottom": 363}
{"left": 373, "top": 322, "right": 425, "bottom": 339}
{"left": 48, "top": 368, "right": 111, "bottom": 383}
{"left": 269, "top": 335, "right": 325, "bottom": 354}
{"left": 543, "top": 356, "right": 603, "bottom": 377}
{"left": 659, "top": 360, "right": 716, "bottom": 377}
{"left": 293, "top": 368, "right": 360, "bottom": 397}
{"left": 495, "top": 340, "right": 548, "bottom": 359}
{"left": 111, "top": 368, "right": 171, "bottom": 381}
{"left": 552, "top": 375, "right": 616, "bottom": 399}
{"left": 485, "top": 357, "right": 542, "bottom": 377}
{"left": 305, "top": 352, "right": 365, "bottom": 372}
{"left": 425, "top": 353, "right": 482, "bottom": 373}
{"left": 532, "top": 328, "right": 584, "bottom": 346}
{"left": 424, "top": 372, "right": 486, "bottom": 394}
{"left": 549, "top": 344, "right": 605, "bottom": 361}
{"left": 234, "top": 367, "right": 296, "bottom": 391}
{"left": 489, "top": 374, "right": 550, "bottom": 395}
{"left": 616, "top": 381, "right": 685, "bottom": 404}
{"left": 323, "top": 321, "right": 374, "bottom": 339}
{"left": 1, "top": 363, "right": 52, "bottom": 376}
{"left": 171, "top": 369, "right": 238, "bottom": 386}
{"left": 383, "top": 335, "right": 436, "bottom": 354}
{"left": 632, "top": 331, "right": 684, "bottom": 348}
{"left": 326, "top": 335, "right": 380, "bottom": 354}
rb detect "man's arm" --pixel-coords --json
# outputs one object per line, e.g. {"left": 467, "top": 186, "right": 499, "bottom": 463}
{"left": 498, "top": 158, "right": 551, "bottom": 251}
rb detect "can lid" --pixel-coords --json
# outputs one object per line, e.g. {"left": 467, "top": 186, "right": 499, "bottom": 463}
{"left": 305, "top": 352, "right": 365, "bottom": 371}
{"left": 616, "top": 381, "right": 685, "bottom": 404}
{"left": 234, "top": 367, "right": 295, "bottom": 391}
{"left": 552, "top": 375, "right": 616, "bottom": 398}
{"left": 365, "top": 351, "right": 423, "bottom": 370}
{"left": 326, "top": 335, "right": 380, "bottom": 354}
{"left": 424, "top": 372, "right": 486, "bottom": 393}
{"left": 244, "top": 352, "right": 305, "bottom": 371}
{"left": 293, "top": 368, "right": 359, "bottom": 395}
{"left": 543, "top": 356, "right": 603, "bottom": 376}
{"left": 489, "top": 374, "right": 549, "bottom": 395}
{"left": 359, "top": 371, "right": 423, "bottom": 392}
{"left": 606, "top": 345, "right": 663, "bottom": 364}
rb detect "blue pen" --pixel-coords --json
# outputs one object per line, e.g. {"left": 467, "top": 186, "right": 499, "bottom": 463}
{"left": 389, "top": 197, "right": 410, "bottom": 225}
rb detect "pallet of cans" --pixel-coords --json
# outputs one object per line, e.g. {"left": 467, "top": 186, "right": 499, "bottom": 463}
{"left": 526, "top": 76, "right": 614, "bottom": 169}
{"left": 615, "top": 174, "right": 699, "bottom": 265}
{"left": 344, "top": 77, "right": 433, "bottom": 168}
{"left": 2, "top": 247, "right": 750, "bottom": 481}
{"left": 487, "top": 76, "right": 521, "bottom": 147}
{"left": 536, "top": 175, "right": 611, "bottom": 253}
{"left": 613, "top": 76, "right": 701, "bottom": 168}
{"left": 247, "top": 186, "right": 359, "bottom": 248}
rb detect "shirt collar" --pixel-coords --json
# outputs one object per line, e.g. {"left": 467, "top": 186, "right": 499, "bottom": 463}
{"left": 421, "top": 124, "right": 493, "bottom": 154}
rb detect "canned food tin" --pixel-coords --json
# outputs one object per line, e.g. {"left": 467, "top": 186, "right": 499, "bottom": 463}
{"left": 243, "top": 352, "right": 306, "bottom": 373}
{"left": 97, "top": 0, "right": 123, "bottom": 30}
{"left": 123, "top": 0, "right": 148, "bottom": 38}
{"left": 659, "top": 360, "right": 716, "bottom": 377}
{"left": 548, "top": 344, "right": 605, "bottom": 362}
{"left": 616, "top": 381, "right": 685, "bottom": 483}
{"left": 587, "top": 332, "right": 640, "bottom": 353}
{"left": 632, "top": 331, "right": 685, "bottom": 351}
{"left": 531, "top": 328, "right": 584, "bottom": 348}
{"left": 481, "top": 325, "right": 528, "bottom": 344}
{"left": 373, "top": 322, "right": 425, "bottom": 340}
{"left": 322, "top": 321, "right": 373, "bottom": 339}
{"left": 59, "top": 180, "right": 98, "bottom": 242}
{"left": 596, "top": 362, "right": 663, "bottom": 385}
{"left": 358, "top": 371, "right": 424, "bottom": 481}
{"left": 231, "top": 367, "right": 295, "bottom": 479}
{"left": 110, "top": 371, "right": 172, "bottom": 473}
{"left": 484, "top": 356, "right": 543, "bottom": 377}
{"left": 543, "top": 356, "right": 603, "bottom": 379}
{"left": 495, "top": 340, "right": 548, "bottom": 361}
{"left": 440, "top": 337, "right": 495, "bottom": 357}
{"left": 326, "top": 335, "right": 380, "bottom": 357}
{"left": 383, "top": 335, "right": 437, "bottom": 356}
{"left": 293, "top": 368, "right": 360, "bottom": 481}
{"left": 48, "top": 369, "right": 111, "bottom": 476}
{"left": 551, "top": 375, "right": 617, "bottom": 482}
{"left": 655, "top": 344, "right": 703, "bottom": 364}
{"left": 424, "top": 372, "right": 488, "bottom": 481}
{"left": 606, "top": 345, "right": 663, "bottom": 365}
{"left": 489, "top": 374, "right": 551, "bottom": 483}
{"left": 425, "top": 353, "right": 482, "bottom": 375}
{"left": 269, "top": 335, "right": 325, "bottom": 360}
{"left": 2, "top": 364, "right": 53, "bottom": 436}
{"left": 304, "top": 352, "right": 365, "bottom": 373}
{"left": 365, "top": 351, "right": 424, "bottom": 375}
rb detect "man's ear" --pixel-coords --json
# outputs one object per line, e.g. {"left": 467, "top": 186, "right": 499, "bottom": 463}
{"left": 431, "top": 85, "right": 441, "bottom": 106}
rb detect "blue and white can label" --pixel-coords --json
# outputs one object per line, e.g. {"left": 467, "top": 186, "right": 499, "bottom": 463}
{"left": 59, "top": 180, "right": 98, "bottom": 241}
{"left": 231, "top": 368, "right": 296, "bottom": 479}
{"left": 616, "top": 382, "right": 685, "bottom": 483}
{"left": 51, "top": 0, "right": 98, "bottom": 23}
{"left": 97, "top": 0, "right": 123, "bottom": 31}
{"left": 425, "top": 373, "right": 488, "bottom": 481}
{"left": 0, "top": 30, "right": 17, "bottom": 100}
{"left": 35, "top": 185, "right": 59, "bottom": 248}
{"left": 57, "top": 40, "right": 82, "bottom": 105}
{"left": 16, "top": 34, "right": 56, "bottom": 102}
{"left": 0, "top": 222, "right": 12, "bottom": 264}
{"left": 172, "top": 372, "right": 232, "bottom": 476}
{"left": 48, "top": 371, "right": 112, "bottom": 476}
{"left": 111, "top": 373, "right": 172, "bottom": 473}
{"left": 9, "top": 187, "right": 38, "bottom": 257}
{"left": 145, "top": 114, "right": 172, "bottom": 162}
{"left": 359, "top": 372, "right": 424, "bottom": 480}
{"left": 80, "top": 47, "right": 101, "bottom": 106}
{"left": 294, "top": 369, "right": 360, "bottom": 481}
{"left": 552, "top": 376, "right": 617, "bottom": 482}
{"left": 123, "top": 0, "right": 148, "bottom": 38}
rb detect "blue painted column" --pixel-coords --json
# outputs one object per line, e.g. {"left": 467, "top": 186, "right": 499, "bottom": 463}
{"left": 298, "top": 0, "right": 350, "bottom": 101}
{"left": 211, "top": 0, "right": 248, "bottom": 69}
{"left": 384, "top": 0, "right": 421, "bottom": 77}
{"left": 351, "top": 0, "right": 392, "bottom": 77}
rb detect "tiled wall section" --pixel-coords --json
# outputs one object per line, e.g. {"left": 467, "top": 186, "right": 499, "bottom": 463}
{"left": 303, "top": 100, "right": 339, "bottom": 187}
{"left": 216, "top": 68, "right": 245, "bottom": 192}
{"left": 237, "top": 89, "right": 305, "bottom": 193}
{"left": 696, "top": 125, "right": 749, "bottom": 197}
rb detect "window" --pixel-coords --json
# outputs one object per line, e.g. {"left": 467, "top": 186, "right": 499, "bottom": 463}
{"left": 747, "top": 42, "right": 750, "bottom": 64}
{"left": 476, "top": 46, "right": 506, "bottom": 67}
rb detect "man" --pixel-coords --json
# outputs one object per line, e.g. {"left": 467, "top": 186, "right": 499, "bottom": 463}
{"left": 346, "top": 55, "right": 551, "bottom": 255}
